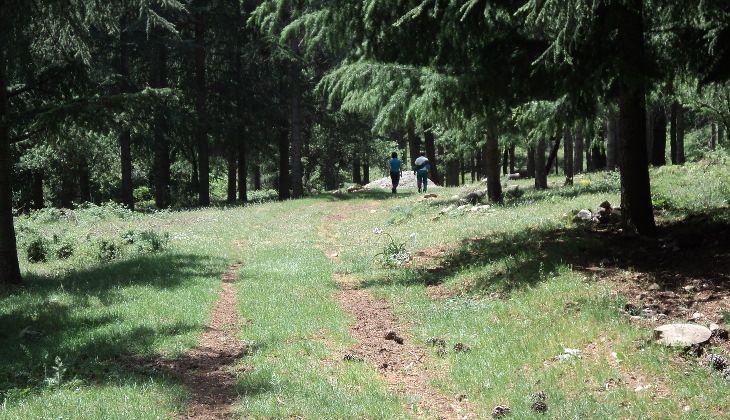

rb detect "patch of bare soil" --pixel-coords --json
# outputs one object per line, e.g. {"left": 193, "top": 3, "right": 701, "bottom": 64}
{"left": 134, "top": 262, "right": 246, "bottom": 419}
{"left": 333, "top": 275, "right": 475, "bottom": 419}
{"left": 572, "top": 213, "right": 730, "bottom": 351}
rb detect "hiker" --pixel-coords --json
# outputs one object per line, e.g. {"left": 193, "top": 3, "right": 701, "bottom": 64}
{"left": 388, "top": 152, "right": 403, "bottom": 193}
{"left": 413, "top": 152, "right": 431, "bottom": 193}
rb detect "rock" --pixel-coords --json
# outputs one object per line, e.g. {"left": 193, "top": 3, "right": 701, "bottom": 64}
{"left": 557, "top": 348, "right": 582, "bottom": 361}
{"left": 440, "top": 204, "right": 456, "bottom": 214}
{"left": 426, "top": 337, "right": 446, "bottom": 347}
{"left": 648, "top": 283, "right": 661, "bottom": 291}
{"left": 576, "top": 209, "right": 593, "bottom": 221}
{"left": 695, "top": 291, "right": 713, "bottom": 302}
{"left": 384, "top": 330, "right": 404, "bottom": 344}
{"left": 347, "top": 185, "right": 365, "bottom": 193}
{"left": 692, "top": 312, "right": 705, "bottom": 320}
{"left": 456, "top": 204, "right": 469, "bottom": 211}
{"left": 343, "top": 353, "right": 364, "bottom": 362}
{"left": 461, "top": 190, "right": 486, "bottom": 205}
{"left": 531, "top": 400, "right": 548, "bottom": 413}
{"left": 423, "top": 193, "right": 438, "bottom": 199}
{"left": 492, "top": 405, "right": 511, "bottom": 418}
{"left": 703, "top": 354, "right": 728, "bottom": 371}
{"left": 654, "top": 323, "right": 712, "bottom": 347}
{"left": 599, "top": 200, "right": 612, "bottom": 210}
{"left": 683, "top": 285, "right": 697, "bottom": 293}
{"left": 508, "top": 173, "right": 521, "bottom": 180}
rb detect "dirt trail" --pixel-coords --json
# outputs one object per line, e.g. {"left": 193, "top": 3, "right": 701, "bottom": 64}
{"left": 319, "top": 201, "right": 474, "bottom": 418}
{"left": 335, "top": 275, "right": 474, "bottom": 419}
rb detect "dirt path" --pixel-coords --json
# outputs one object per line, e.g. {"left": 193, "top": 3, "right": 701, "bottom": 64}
{"left": 335, "top": 275, "right": 474, "bottom": 419}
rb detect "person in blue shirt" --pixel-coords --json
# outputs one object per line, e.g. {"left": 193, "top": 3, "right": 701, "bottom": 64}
{"left": 388, "top": 152, "right": 403, "bottom": 194}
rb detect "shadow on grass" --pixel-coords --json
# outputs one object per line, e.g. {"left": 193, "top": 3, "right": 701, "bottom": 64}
{"left": 0, "top": 252, "right": 240, "bottom": 401}
{"left": 359, "top": 208, "right": 730, "bottom": 297}
{"left": 316, "top": 190, "right": 416, "bottom": 202}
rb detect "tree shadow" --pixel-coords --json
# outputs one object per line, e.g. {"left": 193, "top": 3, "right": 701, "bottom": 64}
{"left": 317, "top": 190, "right": 416, "bottom": 201}
{"left": 359, "top": 208, "right": 730, "bottom": 299}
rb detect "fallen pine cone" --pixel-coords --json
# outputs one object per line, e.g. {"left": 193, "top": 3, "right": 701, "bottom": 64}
{"left": 531, "top": 400, "right": 548, "bottom": 413}
{"left": 492, "top": 405, "right": 511, "bottom": 418}
{"left": 453, "top": 342, "right": 471, "bottom": 353}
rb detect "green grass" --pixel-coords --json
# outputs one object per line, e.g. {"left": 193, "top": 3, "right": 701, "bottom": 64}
{"left": 2, "top": 160, "right": 729, "bottom": 418}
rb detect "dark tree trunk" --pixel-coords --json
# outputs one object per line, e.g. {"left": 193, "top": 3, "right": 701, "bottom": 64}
{"left": 670, "top": 102, "right": 678, "bottom": 164}
{"left": 289, "top": 39, "right": 304, "bottom": 199}
{"left": 194, "top": 8, "right": 209, "bottom": 206}
{"left": 352, "top": 155, "right": 362, "bottom": 184}
{"left": 227, "top": 142, "right": 237, "bottom": 203}
{"left": 677, "top": 105, "right": 686, "bottom": 163}
{"left": 424, "top": 127, "right": 439, "bottom": 183}
{"left": 645, "top": 106, "right": 655, "bottom": 161}
{"left": 323, "top": 137, "right": 337, "bottom": 190}
{"left": 278, "top": 124, "right": 290, "bottom": 200}
{"left": 470, "top": 153, "right": 476, "bottom": 182}
{"left": 546, "top": 137, "right": 561, "bottom": 174}
{"left": 652, "top": 107, "right": 667, "bottom": 166}
{"left": 253, "top": 157, "right": 261, "bottom": 191}
{"left": 592, "top": 143, "right": 606, "bottom": 170}
{"left": 484, "top": 124, "right": 502, "bottom": 203}
{"left": 460, "top": 155, "right": 466, "bottom": 185}
{"left": 118, "top": 15, "right": 134, "bottom": 210}
{"left": 585, "top": 134, "right": 594, "bottom": 172}
{"left": 152, "top": 43, "right": 170, "bottom": 208}
{"left": 436, "top": 144, "right": 445, "bottom": 184}
{"left": 31, "top": 171, "right": 44, "bottom": 210}
{"left": 710, "top": 122, "right": 717, "bottom": 150}
{"left": 607, "top": 111, "right": 618, "bottom": 169}
{"left": 564, "top": 129, "right": 574, "bottom": 185}
{"left": 237, "top": 137, "right": 247, "bottom": 202}
{"left": 526, "top": 146, "right": 536, "bottom": 178}
{"left": 78, "top": 159, "right": 91, "bottom": 203}
{"left": 447, "top": 155, "right": 460, "bottom": 187}
{"left": 534, "top": 138, "right": 547, "bottom": 189}
{"left": 502, "top": 147, "right": 509, "bottom": 174}
{"left": 0, "top": 61, "right": 22, "bottom": 285}
{"left": 363, "top": 161, "right": 370, "bottom": 184}
{"left": 574, "top": 125, "right": 584, "bottom": 173}
{"left": 508, "top": 144, "right": 515, "bottom": 174}
{"left": 59, "top": 167, "right": 76, "bottom": 208}
{"left": 407, "top": 122, "right": 420, "bottom": 171}
{"left": 616, "top": 0, "right": 655, "bottom": 235}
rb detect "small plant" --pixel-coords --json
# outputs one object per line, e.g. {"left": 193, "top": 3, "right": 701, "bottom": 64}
{"left": 97, "top": 239, "right": 121, "bottom": 262}
{"left": 135, "top": 230, "right": 170, "bottom": 253}
{"left": 25, "top": 237, "right": 48, "bottom": 263}
{"left": 44, "top": 356, "right": 67, "bottom": 387}
{"left": 374, "top": 231, "right": 411, "bottom": 267}
{"left": 55, "top": 239, "right": 75, "bottom": 260}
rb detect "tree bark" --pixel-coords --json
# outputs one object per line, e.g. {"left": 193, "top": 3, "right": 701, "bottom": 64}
{"left": 289, "top": 39, "right": 304, "bottom": 199}
{"left": 564, "top": 129, "right": 574, "bottom": 185}
{"left": 677, "top": 105, "right": 686, "bottom": 163}
{"left": 526, "top": 146, "right": 536, "bottom": 178}
{"left": 710, "top": 122, "right": 717, "bottom": 150}
{"left": 237, "top": 136, "right": 247, "bottom": 202}
{"left": 253, "top": 158, "right": 261, "bottom": 191}
{"left": 574, "top": 124, "right": 584, "bottom": 173}
{"left": 194, "top": 8, "right": 209, "bottom": 206}
{"left": 352, "top": 154, "right": 362, "bottom": 184}
{"left": 0, "top": 59, "right": 22, "bottom": 285}
{"left": 508, "top": 144, "right": 515, "bottom": 174}
{"left": 652, "top": 106, "right": 667, "bottom": 166}
{"left": 607, "top": 112, "right": 618, "bottom": 169}
{"left": 407, "top": 122, "right": 420, "bottom": 171}
{"left": 278, "top": 123, "right": 290, "bottom": 199}
{"left": 423, "top": 126, "right": 438, "bottom": 182}
{"left": 227, "top": 141, "right": 237, "bottom": 203}
{"left": 534, "top": 138, "right": 547, "bottom": 189}
{"left": 645, "top": 106, "right": 655, "bottom": 160}
{"left": 460, "top": 155, "right": 465, "bottom": 185}
{"left": 484, "top": 123, "right": 502, "bottom": 203}
{"left": 447, "top": 153, "right": 460, "bottom": 187}
{"left": 546, "top": 137, "right": 561, "bottom": 174}
{"left": 363, "top": 161, "right": 370, "bottom": 185}
{"left": 670, "top": 101, "right": 678, "bottom": 164}
{"left": 502, "top": 147, "right": 509, "bottom": 174}
{"left": 616, "top": 0, "right": 655, "bottom": 235}
{"left": 152, "top": 43, "right": 170, "bottom": 208}
{"left": 118, "top": 14, "right": 134, "bottom": 210}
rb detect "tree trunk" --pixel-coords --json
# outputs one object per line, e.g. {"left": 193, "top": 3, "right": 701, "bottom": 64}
{"left": 237, "top": 136, "right": 247, "bottom": 202}
{"left": 508, "top": 144, "right": 515, "bottom": 174}
{"left": 118, "top": 14, "right": 134, "bottom": 210}
{"left": 423, "top": 126, "right": 439, "bottom": 183}
{"left": 502, "top": 147, "right": 509, "bottom": 175}
{"left": 352, "top": 155, "right": 362, "bottom": 184}
{"left": 484, "top": 123, "right": 502, "bottom": 203}
{"left": 677, "top": 105, "right": 686, "bottom": 163}
{"left": 253, "top": 158, "right": 261, "bottom": 191}
{"left": 152, "top": 43, "right": 170, "bottom": 208}
{"left": 278, "top": 122, "right": 291, "bottom": 199}
{"left": 607, "top": 112, "right": 618, "bottom": 169}
{"left": 470, "top": 153, "right": 476, "bottom": 182}
{"left": 652, "top": 106, "right": 667, "bottom": 166}
{"left": 289, "top": 39, "right": 304, "bottom": 198}
{"left": 460, "top": 155, "right": 466, "bottom": 185}
{"left": 710, "top": 122, "right": 717, "bottom": 150}
{"left": 564, "top": 129, "right": 574, "bottom": 185}
{"left": 447, "top": 154, "right": 460, "bottom": 187}
{"left": 534, "top": 138, "right": 547, "bottom": 189}
{"left": 363, "top": 161, "right": 370, "bottom": 184}
{"left": 194, "top": 8, "right": 209, "bottom": 206}
{"left": 645, "top": 106, "right": 655, "bottom": 161}
{"left": 227, "top": 141, "right": 237, "bottom": 203}
{"left": 592, "top": 142, "right": 606, "bottom": 170}
{"left": 31, "top": 171, "right": 44, "bottom": 210}
{"left": 585, "top": 134, "right": 594, "bottom": 172}
{"left": 60, "top": 167, "right": 76, "bottom": 208}
{"left": 526, "top": 146, "right": 536, "bottom": 178}
{"left": 670, "top": 102, "right": 678, "bottom": 164}
{"left": 0, "top": 60, "right": 22, "bottom": 285}
{"left": 616, "top": 0, "right": 655, "bottom": 235}
{"left": 407, "top": 122, "right": 420, "bottom": 171}
{"left": 574, "top": 124, "right": 584, "bottom": 173}
{"left": 546, "top": 137, "right": 561, "bottom": 174}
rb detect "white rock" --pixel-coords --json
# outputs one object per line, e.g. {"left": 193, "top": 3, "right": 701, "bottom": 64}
{"left": 577, "top": 209, "right": 593, "bottom": 220}
{"left": 654, "top": 323, "right": 712, "bottom": 347}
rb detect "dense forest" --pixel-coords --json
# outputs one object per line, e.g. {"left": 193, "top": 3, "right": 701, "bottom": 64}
{"left": 2, "top": 0, "right": 730, "bottom": 286}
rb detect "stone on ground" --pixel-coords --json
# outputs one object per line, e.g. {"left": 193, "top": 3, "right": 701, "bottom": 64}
{"left": 654, "top": 323, "right": 712, "bottom": 347}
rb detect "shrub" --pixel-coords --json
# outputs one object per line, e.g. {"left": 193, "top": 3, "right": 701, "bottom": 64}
{"left": 97, "top": 240, "right": 121, "bottom": 262}
{"left": 55, "top": 239, "right": 75, "bottom": 260}
{"left": 26, "top": 237, "right": 48, "bottom": 263}
{"left": 133, "top": 186, "right": 153, "bottom": 203}
{"left": 134, "top": 230, "right": 170, "bottom": 253}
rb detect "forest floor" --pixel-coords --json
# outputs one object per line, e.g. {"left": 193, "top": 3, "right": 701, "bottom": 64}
{"left": 2, "top": 161, "right": 730, "bottom": 419}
